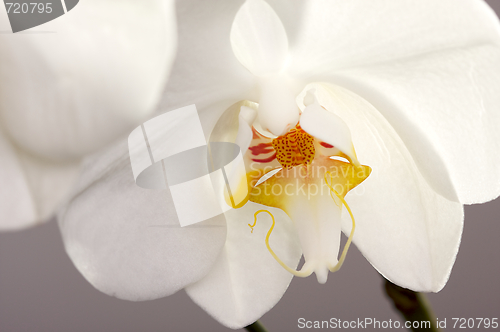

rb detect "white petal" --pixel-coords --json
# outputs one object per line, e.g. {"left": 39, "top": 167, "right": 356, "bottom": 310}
{"left": 0, "top": 0, "right": 176, "bottom": 161}
{"left": 229, "top": 0, "right": 300, "bottom": 136}
{"left": 235, "top": 106, "right": 257, "bottom": 153}
{"left": 230, "top": 0, "right": 288, "bottom": 76}
{"left": 332, "top": 44, "right": 500, "bottom": 204}
{"left": 0, "top": 129, "right": 35, "bottom": 230}
{"left": 278, "top": 0, "right": 500, "bottom": 203}
{"left": 299, "top": 94, "right": 359, "bottom": 166}
{"left": 310, "top": 83, "right": 463, "bottom": 292}
{"left": 286, "top": 0, "right": 500, "bottom": 79}
{"left": 186, "top": 202, "right": 302, "bottom": 329}
{"left": 158, "top": 0, "right": 255, "bottom": 116}
{"left": 58, "top": 141, "right": 226, "bottom": 300}
{"left": 0, "top": 128, "right": 80, "bottom": 231}
{"left": 265, "top": 0, "right": 309, "bottom": 46}
{"left": 16, "top": 148, "right": 80, "bottom": 220}
{"left": 208, "top": 101, "right": 259, "bottom": 155}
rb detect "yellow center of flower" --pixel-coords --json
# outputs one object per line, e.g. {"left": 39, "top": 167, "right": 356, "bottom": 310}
{"left": 271, "top": 125, "right": 315, "bottom": 169}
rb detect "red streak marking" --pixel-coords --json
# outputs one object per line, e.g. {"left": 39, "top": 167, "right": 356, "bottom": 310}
{"left": 252, "top": 152, "right": 277, "bottom": 163}
{"left": 320, "top": 142, "right": 334, "bottom": 148}
{"left": 249, "top": 143, "right": 274, "bottom": 156}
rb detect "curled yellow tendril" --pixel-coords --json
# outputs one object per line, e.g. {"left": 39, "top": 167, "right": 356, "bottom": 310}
{"left": 248, "top": 171, "right": 357, "bottom": 278}
{"left": 249, "top": 210, "right": 313, "bottom": 277}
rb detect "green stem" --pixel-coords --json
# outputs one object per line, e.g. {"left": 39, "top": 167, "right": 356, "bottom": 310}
{"left": 384, "top": 279, "right": 441, "bottom": 331}
{"left": 244, "top": 320, "right": 269, "bottom": 332}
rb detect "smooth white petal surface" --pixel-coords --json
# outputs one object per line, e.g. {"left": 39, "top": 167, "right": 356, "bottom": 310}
{"left": 0, "top": 128, "right": 35, "bottom": 230}
{"left": 286, "top": 0, "right": 499, "bottom": 78}
{"left": 0, "top": 0, "right": 176, "bottom": 161}
{"left": 304, "top": 84, "right": 463, "bottom": 292}
{"left": 58, "top": 141, "right": 227, "bottom": 300}
{"left": 235, "top": 106, "right": 257, "bottom": 153}
{"left": 300, "top": 98, "right": 359, "bottom": 166}
{"left": 0, "top": 127, "right": 80, "bottom": 231}
{"left": 15, "top": 148, "right": 80, "bottom": 222}
{"left": 186, "top": 202, "right": 301, "bottom": 329}
{"left": 282, "top": 0, "right": 500, "bottom": 204}
{"left": 158, "top": 0, "right": 255, "bottom": 124}
{"left": 332, "top": 44, "right": 500, "bottom": 204}
{"left": 230, "top": 0, "right": 288, "bottom": 76}
{"left": 264, "top": 0, "right": 308, "bottom": 47}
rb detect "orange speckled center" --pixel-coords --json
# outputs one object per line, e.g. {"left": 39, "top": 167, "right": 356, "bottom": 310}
{"left": 271, "top": 125, "right": 315, "bottom": 169}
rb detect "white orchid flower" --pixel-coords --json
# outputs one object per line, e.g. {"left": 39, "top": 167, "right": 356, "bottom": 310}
{"left": 0, "top": 0, "right": 177, "bottom": 230}
{"left": 58, "top": 0, "right": 500, "bottom": 329}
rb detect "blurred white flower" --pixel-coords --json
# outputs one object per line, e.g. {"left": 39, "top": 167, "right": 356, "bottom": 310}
{"left": 0, "top": 0, "right": 177, "bottom": 230}
{"left": 58, "top": 0, "right": 500, "bottom": 329}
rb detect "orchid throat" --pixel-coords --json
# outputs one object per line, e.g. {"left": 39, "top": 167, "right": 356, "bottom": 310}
{"left": 223, "top": 90, "right": 371, "bottom": 284}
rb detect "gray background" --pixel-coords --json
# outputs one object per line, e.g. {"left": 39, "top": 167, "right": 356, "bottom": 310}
{"left": 1, "top": 1, "right": 500, "bottom": 331}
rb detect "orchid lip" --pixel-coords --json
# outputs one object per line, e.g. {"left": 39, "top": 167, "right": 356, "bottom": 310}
{"left": 248, "top": 170, "right": 361, "bottom": 284}
{"left": 238, "top": 99, "right": 371, "bottom": 283}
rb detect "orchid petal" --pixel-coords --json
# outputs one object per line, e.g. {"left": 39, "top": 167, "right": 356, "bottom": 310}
{"left": 235, "top": 106, "right": 257, "bottom": 154}
{"left": 265, "top": 0, "right": 307, "bottom": 46}
{"left": 280, "top": 0, "right": 500, "bottom": 203}
{"left": 0, "top": 0, "right": 177, "bottom": 161}
{"left": 230, "top": 0, "right": 288, "bottom": 76}
{"left": 159, "top": 0, "right": 255, "bottom": 118}
{"left": 209, "top": 101, "right": 258, "bottom": 147}
{"left": 186, "top": 202, "right": 301, "bottom": 329}
{"left": 58, "top": 141, "right": 226, "bottom": 300}
{"left": 0, "top": 127, "right": 80, "bottom": 231}
{"left": 286, "top": 0, "right": 499, "bottom": 80}
{"left": 0, "top": 129, "right": 35, "bottom": 230}
{"left": 300, "top": 94, "right": 359, "bottom": 166}
{"left": 332, "top": 44, "right": 500, "bottom": 204}
{"left": 308, "top": 83, "right": 463, "bottom": 292}
{"left": 230, "top": 0, "right": 300, "bottom": 136}
{"left": 15, "top": 148, "right": 80, "bottom": 223}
